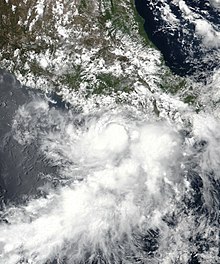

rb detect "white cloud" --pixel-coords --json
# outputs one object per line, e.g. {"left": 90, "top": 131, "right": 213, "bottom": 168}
{"left": 194, "top": 19, "right": 220, "bottom": 48}
{"left": 1, "top": 102, "right": 183, "bottom": 263}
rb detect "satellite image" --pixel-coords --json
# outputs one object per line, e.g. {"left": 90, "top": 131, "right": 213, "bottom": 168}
{"left": 0, "top": 0, "right": 219, "bottom": 263}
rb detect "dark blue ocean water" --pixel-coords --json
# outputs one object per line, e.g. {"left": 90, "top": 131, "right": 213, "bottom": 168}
{"left": 0, "top": 2, "right": 220, "bottom": 263}
{"left": 135, "top": 0, "right": 220, "bottom": 79}
{"left": 0, "top": 70, "right": 60, "bottom": 206}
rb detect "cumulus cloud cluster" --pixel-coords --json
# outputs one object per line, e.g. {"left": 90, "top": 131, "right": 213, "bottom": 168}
{"left": 0, "top": 99, "right": 219, "bottom": 263}
{"left": 0, "top": 100, "right": 183, "bottom": 264}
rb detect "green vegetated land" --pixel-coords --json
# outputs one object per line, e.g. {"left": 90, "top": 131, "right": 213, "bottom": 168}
{"left": 0, "top": 0, "right": 190, "bottom": 103}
